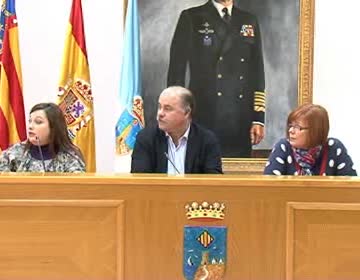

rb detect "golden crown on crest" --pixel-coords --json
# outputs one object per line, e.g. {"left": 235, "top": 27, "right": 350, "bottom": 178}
{"left": 185, "top": 201, "right": 225, "bottom": 221}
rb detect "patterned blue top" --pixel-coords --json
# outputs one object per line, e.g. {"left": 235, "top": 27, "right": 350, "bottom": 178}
{"left": 0, "top": 142, "right": 85, "bottom": 173}
{"left": 264, "top": 138, "right": 357, "bottom": 176}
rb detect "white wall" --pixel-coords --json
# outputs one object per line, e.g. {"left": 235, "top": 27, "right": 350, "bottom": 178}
{"left": 16, "top": 0, "right": 123, "bottom": 172}
{"left": 13, "top": 0, "right": 360, "bottom": 173}
{"left": 313, "top": 0, "right": 360, "bottom": 171}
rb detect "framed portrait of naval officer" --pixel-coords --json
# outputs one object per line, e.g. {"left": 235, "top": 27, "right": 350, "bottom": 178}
{"left": 124, "top": 0, "right": 314, "bottom": 173}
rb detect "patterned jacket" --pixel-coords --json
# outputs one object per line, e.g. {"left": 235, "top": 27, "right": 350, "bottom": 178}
{"left": 0, "top": 142, "right": 86, "bottom": 173}
{"left": 264, "top": 138, "right": 357, "bottom": 176}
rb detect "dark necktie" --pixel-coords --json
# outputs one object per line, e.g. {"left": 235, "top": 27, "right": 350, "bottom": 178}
{"left": 222, "top": 7, "right": 231, "bottom": 24}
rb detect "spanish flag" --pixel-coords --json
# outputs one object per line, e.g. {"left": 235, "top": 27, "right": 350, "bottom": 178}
{"left": 0, "top": 0, "right": 26, "bottom": 152}
{"left": 58, "top": 0, "right": 96, "bottom": 172}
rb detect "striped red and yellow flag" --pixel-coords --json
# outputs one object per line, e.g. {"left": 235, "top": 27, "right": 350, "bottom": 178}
{"left": 0, "top": 0, "right": 26, "bottom": 152}
{"left": 58, "top": 0, "right": 96, "bottom": 172}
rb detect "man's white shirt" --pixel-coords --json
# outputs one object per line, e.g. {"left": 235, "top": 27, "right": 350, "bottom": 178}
{"left": 166, "top": 125, "right": 190, "bottom": 175}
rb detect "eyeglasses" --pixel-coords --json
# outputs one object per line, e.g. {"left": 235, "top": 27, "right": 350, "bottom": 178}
{"left": 288, "top": 124, "right": 309, "bottom": 132}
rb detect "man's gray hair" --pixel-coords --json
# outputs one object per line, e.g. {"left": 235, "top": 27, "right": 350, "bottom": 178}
{"left": 160, "top": 86, "right": 195, "bottom": 115}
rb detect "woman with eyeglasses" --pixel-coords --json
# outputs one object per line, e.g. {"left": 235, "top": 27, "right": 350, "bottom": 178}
{"left": 264, "top": 104, "right": 357, "bottom": 176}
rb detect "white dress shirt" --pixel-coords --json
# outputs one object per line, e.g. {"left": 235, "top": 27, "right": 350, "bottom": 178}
{"left": 212, "top": 0, "right": 233, "bottom": 17}
{"left": 166, "top": 125, "right": 190, "bottom": 175}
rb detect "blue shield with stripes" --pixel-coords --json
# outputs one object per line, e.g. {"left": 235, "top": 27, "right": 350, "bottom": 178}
{"left": 183, "top": 226, "right": 227, "bottom": 280}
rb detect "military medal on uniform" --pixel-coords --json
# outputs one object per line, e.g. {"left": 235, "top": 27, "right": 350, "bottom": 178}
{"left": 198, "top": 22, "right": 215, "bottom": 46}
{"left": 240, "top": 24, "right": 255, "bottom": 37}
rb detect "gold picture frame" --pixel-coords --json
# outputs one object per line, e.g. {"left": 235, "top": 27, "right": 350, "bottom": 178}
{"left": 124, "top": 0, "right": 315, "bottom": 174}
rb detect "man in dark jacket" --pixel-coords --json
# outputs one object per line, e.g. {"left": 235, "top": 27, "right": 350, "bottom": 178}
{"left": 131, "top": 86, "right": 222, "bottom": 174}
{"left": 167, "top": 0, "right": 265, "bottom": 157}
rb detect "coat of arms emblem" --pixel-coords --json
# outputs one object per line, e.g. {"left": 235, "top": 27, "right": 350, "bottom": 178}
{"left": 58, "top": 78, "right": 94, "bottom": 139}
{"left": 183, "top": 201, "right": 227, "bottom": 280}
{"left": 184, "top": 226, "right": 227, "bottom": 280}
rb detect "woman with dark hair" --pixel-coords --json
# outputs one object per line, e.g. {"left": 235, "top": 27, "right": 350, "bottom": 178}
{"left": 0, "top": 103, "right": 85, "bottom": 172}
{"left": 264, "top": 104, "right": 356, "bottom": 176}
